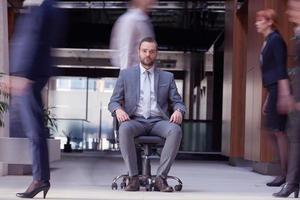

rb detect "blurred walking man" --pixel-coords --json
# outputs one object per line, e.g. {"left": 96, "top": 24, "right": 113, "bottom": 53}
{"left": 273, "top": 0, "right": 300, "bottom": 197}
{"left": 110, "top": 0, "right": 156, "bottom": 70}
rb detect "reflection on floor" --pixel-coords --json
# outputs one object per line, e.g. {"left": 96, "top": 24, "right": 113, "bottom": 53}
{"left": 0, "top": 153, "right": 281, "bottom": 200}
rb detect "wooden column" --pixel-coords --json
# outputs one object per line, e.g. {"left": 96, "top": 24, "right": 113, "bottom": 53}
{"left": 244, "top": 0, "right": 265, "bottom": 163}
{"left": 7, "top": 7, "right": 16, "bottom": 39}
{"left": 0, "top": 0, "right": 9, "bottom": 176}
{"left": 222, "top": 0, "right": 247, "bottom": 164}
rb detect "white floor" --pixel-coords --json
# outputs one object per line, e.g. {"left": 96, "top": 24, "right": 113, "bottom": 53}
{"left": 0, "top": 154, "right": 286, "bottom": 200}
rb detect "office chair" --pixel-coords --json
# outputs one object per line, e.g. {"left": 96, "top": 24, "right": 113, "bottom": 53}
{"left": 111, "top": 117, "right": 183, "bottom": 191}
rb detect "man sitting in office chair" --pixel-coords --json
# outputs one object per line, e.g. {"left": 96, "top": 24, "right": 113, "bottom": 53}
{"left": 108, "top": 37, "right": 186, "bottom": 192}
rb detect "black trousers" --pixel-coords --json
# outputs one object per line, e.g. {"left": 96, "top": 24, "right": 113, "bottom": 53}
{"left": 286, "top": 110, "right": 300, "bottom": 184}
{"left": 11, "top": 80, "right": 50, "bottom": 181}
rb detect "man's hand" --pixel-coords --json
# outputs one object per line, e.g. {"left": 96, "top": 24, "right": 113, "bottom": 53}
{"left": 277, "top": 94, "right": 295, "bottom": 114}
{"left": 262, "top": 98, "right": 268, "bottom": 115}
{"left": 0, "top": 75, "right": 10, "bottom": 95}
{"left": 262, "top": 93, "right": 270, "bottom": 115}
{"left": 10, "top": 76, "right": 33, "bottom": 96}
{"left": 295, "top": 102, "right": 300, "bottom": 111}
{"left": 116, "top": 108, "right": 130, "bottom": 122}
{"left": 169, "top": 110, "right": 183, "bottom": 124}
{"left": 287, "top": 0, "right": 300, "bottom": 25}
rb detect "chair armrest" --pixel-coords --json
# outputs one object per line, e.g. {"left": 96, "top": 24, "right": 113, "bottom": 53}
{"left": 111, "top": 110, "right": 117, "bottom": 117}
{"left": 113, "top": 116, "right": 119, "bottom": 143}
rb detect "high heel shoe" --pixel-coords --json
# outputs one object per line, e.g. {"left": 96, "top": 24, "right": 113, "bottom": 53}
{"left": 273, "top": 183, "right": 299, "bottom": 198}
{"left": 266, "top": 175, "right": 286, "bottom": 187}
{"left": 16, "top": 180, "right": 50, "bottom": 199}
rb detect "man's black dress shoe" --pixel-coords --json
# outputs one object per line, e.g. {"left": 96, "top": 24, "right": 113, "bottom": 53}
{"left": 154, "top": 176, "right": 173, "bottom": 192}
{"left": 125, "top": 175, "right": 140, "bottom": 191}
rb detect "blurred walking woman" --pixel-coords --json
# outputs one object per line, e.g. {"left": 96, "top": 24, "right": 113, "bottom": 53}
{"left": 256, "top": 9, "right": 289, "bottom": 187}
{"left": 10, "top": 0, "right": 65, "bottom": 198}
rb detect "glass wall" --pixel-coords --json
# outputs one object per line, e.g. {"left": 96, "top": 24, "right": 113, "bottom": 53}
{"left": 48, "top": 76, "right": 184, "bottom": 152}
{"left": 48, "top": 77, "right": 117, "bottom": 151}
{"left": 181, "top": 120, "right": 216, "bottom": 152}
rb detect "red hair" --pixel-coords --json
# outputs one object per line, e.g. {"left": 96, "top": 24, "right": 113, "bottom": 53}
{"left": 256, "top": 9, "right": 278, "bottom": 29}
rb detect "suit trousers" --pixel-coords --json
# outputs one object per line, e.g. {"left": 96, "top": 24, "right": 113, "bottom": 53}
{"left": 286, "top": 69, "right": 300, "bottom": 184}
{"left": 118, "top": 116, "right": 182, "bottom": 177}
{"left": 286, "top": 110, "right": 300, "bottom": 184}
{"left": 12, "top": 80, "right": 50, "bottom": 181}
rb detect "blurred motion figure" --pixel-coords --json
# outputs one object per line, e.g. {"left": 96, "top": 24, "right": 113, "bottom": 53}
{"left": 273, "top": 0, "right": 300, "bottom": 198}
{"left": 9, "top": 0, "right": 65, "bottom": 198}
{"left": 110, "top": 0, "right": 156, "bottom": 70}
{"left": 255, "top": 9, "right": 290, "bottom": 188}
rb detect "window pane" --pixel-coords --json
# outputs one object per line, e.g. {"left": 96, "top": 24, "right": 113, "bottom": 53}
{"left": 48, "top": 77, "right": 87, "bottom": 119}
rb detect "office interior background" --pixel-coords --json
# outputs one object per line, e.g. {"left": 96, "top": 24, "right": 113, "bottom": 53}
{"left": 0, "top": 0, "right": 297, "bottom": 177}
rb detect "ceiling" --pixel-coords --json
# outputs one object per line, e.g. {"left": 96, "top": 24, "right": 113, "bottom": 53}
{"left": 7, "top": 0, "right": 23, "bottom": 8}
{"left": 56, "top": 1, "right": 226, "bottom": 51}
{"left": 9, "top": 0, "right": 230, "bottom": 51}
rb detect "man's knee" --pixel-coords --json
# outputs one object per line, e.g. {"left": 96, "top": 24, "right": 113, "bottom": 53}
{"left": 118, "top": 121, "right": 136, "bottom": 139}
{"left": 288, "top": 130, "right": 300, "bottom": 143}
{"left": 287, "top": 111, "right": 300, "bottom": 142}
{"left": 169, "top": 124, "right": 182, "bottom": 139}
{"left": 119, "top": 121, "right": 131, "bottom": 132}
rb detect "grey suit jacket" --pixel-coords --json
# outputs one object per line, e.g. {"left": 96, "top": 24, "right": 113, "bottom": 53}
{"left": 108, "top": 66, "right": 186, "bottom": 120}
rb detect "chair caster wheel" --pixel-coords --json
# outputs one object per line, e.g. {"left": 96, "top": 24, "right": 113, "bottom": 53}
{"left": 145, "top": 185, "right": 153, "bottom": 191}
{"left": 112, "top": 182, "right": 118, "bottom": 190}
{"left": 120, "top": 182, "right": 126, "bottom": 189}
{"left": 174, "top": 184, "right": 182, "bottom": 191}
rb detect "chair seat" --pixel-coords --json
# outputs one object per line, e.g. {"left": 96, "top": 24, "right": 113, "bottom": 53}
{"left": 134, "top": 136, "right": 165, "bottom": 145}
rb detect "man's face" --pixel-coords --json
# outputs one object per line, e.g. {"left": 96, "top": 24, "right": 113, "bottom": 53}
{"left": 139, "top": 41, "right": 157, "bottom": 69}
{"left": 288, "top": 0, "right": 300, "bottom": 25}
{"left": 133, "top": 0, "right": 157, "bottom": 11}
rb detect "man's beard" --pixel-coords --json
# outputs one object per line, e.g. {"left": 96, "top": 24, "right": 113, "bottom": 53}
{"left": 141, "top": 57, "right": 154, "bottom": 67}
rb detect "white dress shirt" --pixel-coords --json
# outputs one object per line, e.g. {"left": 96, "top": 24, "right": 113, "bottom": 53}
{"left": 134, "top": 64, "right": 162, "bottom": 118}
{"left": 110, "top": 8, "right": 154, "bottom": 70}
{"left": 23, "top": 0, "right": 44, "bottom": 6}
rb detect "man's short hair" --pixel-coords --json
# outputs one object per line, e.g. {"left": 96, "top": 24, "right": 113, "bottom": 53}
{"left": 139, "top": 37, "right": 158, "bottom": 50}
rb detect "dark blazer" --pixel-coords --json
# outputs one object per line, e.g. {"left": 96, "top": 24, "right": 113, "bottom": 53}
{"left": 10, "top": 0, "right": 65, "bottom": 83}
{"left": 260, "top": 31, "right": 288, "bottom": 87}
{"left": 108, "top": 66, "right": 186, "bottom": 120}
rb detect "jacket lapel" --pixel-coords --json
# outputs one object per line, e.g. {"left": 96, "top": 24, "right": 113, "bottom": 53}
{"left": 154, "top": 67, "right": 159, "bottom": 98}
{"left": 134, "top": 66, "right": 140, "bottom": 104}
{"left": 154, "top": 68, "right": 168, "bottom": 119}
{"left": 262, "top": 32, "right": 275, "bottom": 56}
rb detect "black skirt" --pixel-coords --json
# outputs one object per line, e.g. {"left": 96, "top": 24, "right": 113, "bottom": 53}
{"left": 264, "top": 83, "right": 287, "bottom": 132}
